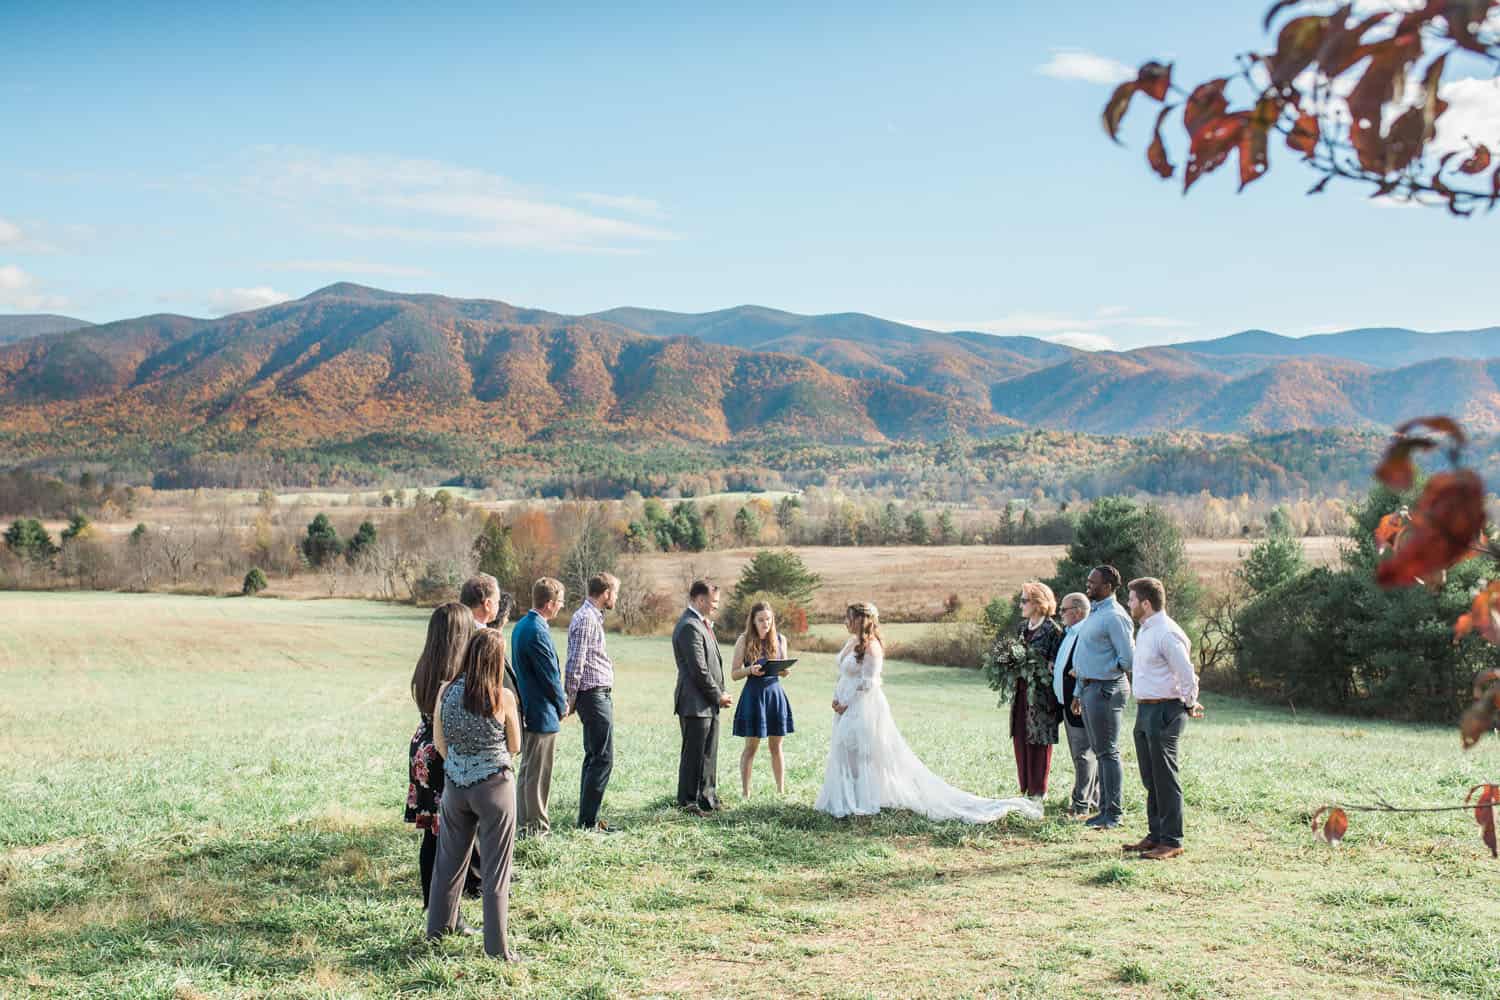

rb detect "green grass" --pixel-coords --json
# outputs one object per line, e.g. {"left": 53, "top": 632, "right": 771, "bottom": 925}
{"left": 2, "top": 592, "right": 1499, "bottom": 998}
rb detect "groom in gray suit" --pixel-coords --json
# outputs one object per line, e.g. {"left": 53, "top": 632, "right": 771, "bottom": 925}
{"left": 673, "top": 580, "right": 731, "bottom": 813}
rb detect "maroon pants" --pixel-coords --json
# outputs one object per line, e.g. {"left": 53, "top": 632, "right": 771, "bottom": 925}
{"left": 1010, "top": 683, "right": 1053, "bottom": 797}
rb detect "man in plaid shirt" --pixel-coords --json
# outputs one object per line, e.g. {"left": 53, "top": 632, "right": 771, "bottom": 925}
{"left": 566, "top": 572, "right": 620, "bottom": 831}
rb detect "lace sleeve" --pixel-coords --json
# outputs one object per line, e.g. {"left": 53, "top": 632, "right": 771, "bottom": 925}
{"left": 855, "top": 643, "right": 884, "bottom": 692}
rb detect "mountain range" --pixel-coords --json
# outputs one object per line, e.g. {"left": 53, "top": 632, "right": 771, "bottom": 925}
{"left": 0, "top": 284, "right": 1496, "bottom": 457}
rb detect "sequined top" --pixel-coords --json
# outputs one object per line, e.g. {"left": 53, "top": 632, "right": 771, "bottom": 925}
{"left": 438, "top": 678, "right": 512, "bottom": 788}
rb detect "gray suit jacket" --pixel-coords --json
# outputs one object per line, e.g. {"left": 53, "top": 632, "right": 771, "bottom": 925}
{"left": 672, "top": 609, "right": 725, "bottom": 717}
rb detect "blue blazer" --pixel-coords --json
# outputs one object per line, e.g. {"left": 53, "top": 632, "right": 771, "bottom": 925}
{"left": 512, "top": 610, "right": 567, "bottom": 734}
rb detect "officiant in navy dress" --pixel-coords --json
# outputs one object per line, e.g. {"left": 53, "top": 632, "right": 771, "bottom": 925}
{"left": 731, "top": 601, "right": 795, "bottom": 797}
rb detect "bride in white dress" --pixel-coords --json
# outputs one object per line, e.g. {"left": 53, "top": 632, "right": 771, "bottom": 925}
{"left": 814, "top": 602, "right": 1043, "bottom": 823}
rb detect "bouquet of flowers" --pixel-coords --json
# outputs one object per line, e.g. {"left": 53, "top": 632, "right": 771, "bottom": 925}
{"left": 983, "top": 634, "right": 1051, "bottom": 705}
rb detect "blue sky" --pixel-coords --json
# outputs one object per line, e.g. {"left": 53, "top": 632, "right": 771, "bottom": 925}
{"left": 3, "top": 0, "right": 1498, "bottom": 349}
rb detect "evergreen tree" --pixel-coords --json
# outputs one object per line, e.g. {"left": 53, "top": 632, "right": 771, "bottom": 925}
{"left": 733, "top": 506, "right": 761, "bottom": 545}
{"left": 301, "top": 513, "right": 343, "bottom": 567}
{"left": 345, "top": 520, "right": 377, "bottom": 564}
{"left": 879, "top": 502, "right": 904, "bottom": 545}
{"left": 776, "top": 496, "right": 802, "bottom": 533}
{"left": 732, "top": 549, "right": 821, "bottom": 605}
{"left": 1238, "top": 533, "right": 1306, "bottom": 595}
{"left": 60, "top": 513, "right": 91, "bottom": 543}
{"left": 936, "top": 510, "right": 959, "bottom": 545}
{"left": 473, "top": 513, "right": 519, "bottom": 590}
{"left": 4, "top": 518, "right": 57, "bottom": 562}
{"left": 1045, "top": 496, "right": 1201, "bottom": 623}
{"left": 905, "top": 510, "right": 930, "bottom": 545}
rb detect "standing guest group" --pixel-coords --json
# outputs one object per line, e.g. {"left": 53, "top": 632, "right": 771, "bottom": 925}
{"left": 401, "top": 564, "right": 1204, "bottom": 961}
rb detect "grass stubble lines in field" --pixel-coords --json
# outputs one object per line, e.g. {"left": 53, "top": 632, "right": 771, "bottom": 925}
{"left": 1, "top": 592, "right": 1498, "bottom": 998}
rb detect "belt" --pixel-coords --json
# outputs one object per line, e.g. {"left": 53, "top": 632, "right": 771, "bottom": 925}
{"left": 580, "top": 686, "right": 612, "bottom": 695}
{"left": 1137, "top": 697, "right": 1180, "bottom": 705}
{"left": 1081, "top": 676, "right": 1123, "bottom": 685}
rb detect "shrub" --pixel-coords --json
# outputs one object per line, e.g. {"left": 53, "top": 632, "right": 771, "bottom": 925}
{"left": 732, "top": 549, "right": 820, "bottom": 606}
{"left": 1238, "top": 533, "right": 1306, "bottom": 595}
{"left": 242, "top": 567, "right": 268, "bottom": 595}
{"left": 301, "top": 513, "right": 342, "bottom": 567}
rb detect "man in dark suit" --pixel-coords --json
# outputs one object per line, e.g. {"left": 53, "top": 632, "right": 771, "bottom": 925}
{"left": 512, "top": 577, "right": 568, "bottom": 837}
{"left": 673, "top": 580, "right": 731, "bottom": 813}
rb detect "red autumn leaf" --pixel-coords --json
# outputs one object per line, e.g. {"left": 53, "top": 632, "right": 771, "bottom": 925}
{"left": 1455, "top": 584, "right": 1500, "bottom": 643}
{"left": 1269, "top": 15, "right": 1332, "bottom": 88}
{"left": 1263, "top": 0, "right": 1304, "bottom": 32}
{"left": 1136, "top": 61, "right": 1173, "bottom": 102}
{"left": 1465, "top": 783, "right": 1499, "bottom": 857}
{"left": 1311, "top": 806, "right": 1349, "bottom": 844}
{"left": 1104, "top": 81, "right": 1139, "bottom": 143}
{"left": 1147, "top": 105, "right": 1175, "bottom": 179}
{"left": 1459, "top": 145, "right": 1492, "bottom": 175}
{"left": 1375, "top": 436, "right": 1437, "bottom": 490}
{"left": 1395, "top": 416, "right": 1468, "bottom": 446}
{"left": 1347, "top": 30, "right": 1425, "bottom": 173}
{"left": 1183, "top": 79, "right": 1230, "bottom": 137}
{"left": 1375, "top": 469, "right": 1487, "bottom": 588}
{"left": 1316, "top": 8, "right": 1390, "bottom": 78}
{"left": 1374, "top": 511, "right": 1408, "bottom": 554}
{"left": 1287, "top": 112, "right": 1320, "bottom": 155}
{"left": 1185, "top": 112, "right": 1249, "bottom": 192}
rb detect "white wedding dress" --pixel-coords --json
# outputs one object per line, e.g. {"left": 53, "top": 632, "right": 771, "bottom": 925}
{"left": 814, "top": 639, "right": 1043, "bottom": 823}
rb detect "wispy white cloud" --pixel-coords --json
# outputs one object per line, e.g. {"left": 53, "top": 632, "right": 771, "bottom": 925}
{"left": 576, "top": 192, "right": 663, "bottom": 217}
{"left": 206, "top": 286, "right": 293, "bottom": 315}
{"left": 271, "top": 258, "right": 435, "bottom": 278}
{"left": 0, "top": 264, "right": 69, "bottom": 311}
{"left": 1037, "top": 49, "right": 1133, "bottom": 85}
{"left": 1049, "top": 331, "right": 1117, "bottom": 352}
{"left": 244, "top": 147, "right": 677, "bottom": 253}
{"left": 0, "top": 219, "right": 20, "bottom": 246}
{"left": 1095, "top": 304, "right": 1130, "bottom": 318}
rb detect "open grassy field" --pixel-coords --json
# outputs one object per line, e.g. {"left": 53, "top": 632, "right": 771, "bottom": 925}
{"left": 2, "top": 592, "right": 1497, "bottom": 999}
{"left": 628, "top": 538, "right": 1345, "bottom": 620}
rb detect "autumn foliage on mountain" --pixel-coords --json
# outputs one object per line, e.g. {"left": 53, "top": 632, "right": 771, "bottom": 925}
{"left": 1105, "top": 0, "right": 1500, "bottom": 212}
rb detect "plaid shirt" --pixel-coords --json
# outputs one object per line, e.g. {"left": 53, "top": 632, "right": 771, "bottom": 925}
{"left": 565, "top": 598, "right": 613, "bottom": 698}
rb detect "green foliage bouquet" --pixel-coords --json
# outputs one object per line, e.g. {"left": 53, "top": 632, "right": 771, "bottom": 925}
{"left": 983, "top": 633, "right": 1050, "bottom": 705}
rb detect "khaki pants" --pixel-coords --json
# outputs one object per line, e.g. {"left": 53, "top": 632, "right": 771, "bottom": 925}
{"left": 517, "top": 730, "right": 557, "bottom": 836}
{"left": 427, "top": 769, "right": 517, "bottom": 960}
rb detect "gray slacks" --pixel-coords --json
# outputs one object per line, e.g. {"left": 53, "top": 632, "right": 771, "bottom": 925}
{"left": 677, "top": 713, "right": 720, "bottom": 809}
{"left": 1064, "top": 719, "right": 1099, "bottom": 814}
{"left": 1134, "top": 701, "right": 1187, "bottom": 847}
{"left": 517, "top": 730, "right": 557, "bottom": 836}
{"left": 1080, "top": 676, "right": 1129, "bottom": 820}
{"left": 427, "top": 769, "right": 517, "bottom": 959}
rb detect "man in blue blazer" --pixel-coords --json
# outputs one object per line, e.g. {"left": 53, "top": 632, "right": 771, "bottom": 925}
{"left": 512, "top": 577, "right": 568, "bottom": 837}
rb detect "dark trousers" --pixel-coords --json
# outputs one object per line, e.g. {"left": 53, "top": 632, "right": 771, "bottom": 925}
{"left": 427, "top": 770, "right": 517, "bottom": 959}
{"left": 418, "top": 829, "right": 480, "bottom": 907}
{"left": 575, "top": 688, "right": 614, "bottom": 828}
{"left": 1008, "top": 685, "right": 1053, "bottom": 796}
{"left": 1080, "top": 676, "right": 1129, "bottom": 819}
{"left": 677, "top": 713, "right": 720, "bottom": 809}
{"left": 1134, "top": 701, "right": 1187, "bottom": 847}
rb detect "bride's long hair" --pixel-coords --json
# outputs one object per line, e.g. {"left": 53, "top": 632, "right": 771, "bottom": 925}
{"left": 846, "top": 602, "right": 884, "bottom": 662}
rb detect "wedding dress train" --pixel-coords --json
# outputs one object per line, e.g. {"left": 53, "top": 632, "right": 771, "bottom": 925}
{"left": 814, "top": 640, "right": 1043, "bottom": 823}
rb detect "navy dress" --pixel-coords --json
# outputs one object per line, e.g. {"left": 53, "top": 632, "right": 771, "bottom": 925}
{"left": 732, "top": 635, "right": 795, "bottom": 738}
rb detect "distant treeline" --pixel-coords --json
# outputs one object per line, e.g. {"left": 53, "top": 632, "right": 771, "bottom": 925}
{"left": 6, "top": 427, "right": 1499, "bottom": 505}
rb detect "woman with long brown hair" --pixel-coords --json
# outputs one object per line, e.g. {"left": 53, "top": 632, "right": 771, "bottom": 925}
{"left": 814, "top": 601, "right": 1040, "bottom": 824}
{"left": 405, "top": 603, "right": 479, "bottom": 917}
{"left": 730, "top": 601, "right": 795, "bottom": 796}
{"left": 428, "top": 628, "right": 523, "bottom": 961}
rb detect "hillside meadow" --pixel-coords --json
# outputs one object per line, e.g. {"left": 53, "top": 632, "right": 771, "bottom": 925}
{"left": 3, "top": 592, "right": 1498, "bottom": 998}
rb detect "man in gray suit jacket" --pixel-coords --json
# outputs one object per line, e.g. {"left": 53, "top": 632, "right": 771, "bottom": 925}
{"left": 673, "top": 580, "right": 732, "bottom": 812}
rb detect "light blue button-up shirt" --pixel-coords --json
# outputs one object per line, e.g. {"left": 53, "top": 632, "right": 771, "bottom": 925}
{"left": 1071, "top": 593, "right": 1135, "bottom": 683}
{"left": 1053, "top": 623, "right": 1081, "bottom": 705}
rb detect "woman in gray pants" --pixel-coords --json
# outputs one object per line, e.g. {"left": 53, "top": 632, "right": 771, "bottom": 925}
{"left": 429, "top": 629, "right": 522, "bottom": 961}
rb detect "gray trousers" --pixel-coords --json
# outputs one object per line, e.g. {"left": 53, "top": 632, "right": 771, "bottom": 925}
{"left": 1080, "top": 676, "right": 1129, "bottom": 819}
{"left": 427, "top": 769, "right": 517, "bottom": 959}
{"left": 1064, "top": 719, "right": 1099, "bottom": 813}
{"left": 517, "top": 730, "right": 557, "bottom": 836}
{"left": 1134, "top": 701, "right": 1187, "bottom": 847}
{"left": 677, "top": 713, "right": 720, "bottom": 810}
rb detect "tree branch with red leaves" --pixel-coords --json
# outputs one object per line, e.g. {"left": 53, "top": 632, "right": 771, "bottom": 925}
{"left": 1104, "top": 1, "right": 1500, "bottom": 214}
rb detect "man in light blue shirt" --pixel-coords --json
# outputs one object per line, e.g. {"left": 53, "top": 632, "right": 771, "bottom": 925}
{"left": 1066, "top": 565, "right": 1135, "bottom": 829}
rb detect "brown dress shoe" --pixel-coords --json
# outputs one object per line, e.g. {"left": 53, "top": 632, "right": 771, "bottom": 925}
{"left": 1122, "top": 837, "right": 1157, "bottom": 853}
{"left": 1140, "top": 844, "right": 1184, "bottom": 861}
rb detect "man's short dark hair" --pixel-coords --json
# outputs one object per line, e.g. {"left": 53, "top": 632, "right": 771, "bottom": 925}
{"left": 688, "top": 579, "right": 717, "bottom": 601}
{"left": 1128, "top": 576, "right": 1166, "bottom": 612}
{"left": 459, "top": 573, "right": 499, "bottom": 609}
{"left": 1091, "top": 565, "right": 1122, "bottom": 591}
{"left": 587, "top": 572, "right": 619, "bottom": 599}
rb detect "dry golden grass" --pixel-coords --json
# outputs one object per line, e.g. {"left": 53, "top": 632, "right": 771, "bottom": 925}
{"left": 627, "top": 539, "right": 1344, "bottom": 619}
